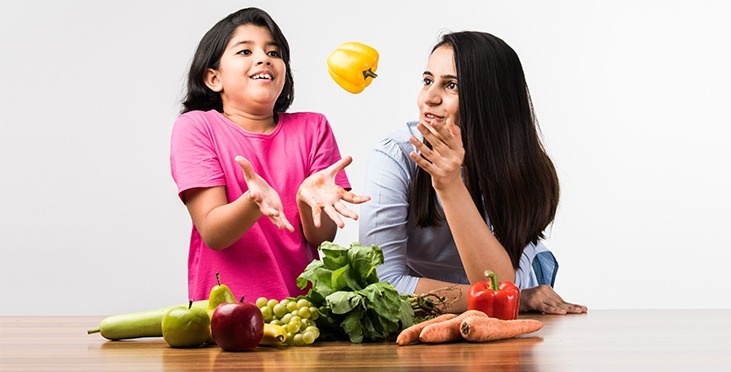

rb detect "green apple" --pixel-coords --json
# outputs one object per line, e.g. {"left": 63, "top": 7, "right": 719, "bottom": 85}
{"left": 162, "top": 301, "right": 210, "bottom": 348}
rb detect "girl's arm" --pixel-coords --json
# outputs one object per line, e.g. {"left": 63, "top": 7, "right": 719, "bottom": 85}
{"left": 183, "top": 186, "right": 262, "bottom": 251}
{"left": 409, "top": 120, "right": 515, "bottom": 284}
{"left": 183, "top": 156, "right": 295, "bottom": 251}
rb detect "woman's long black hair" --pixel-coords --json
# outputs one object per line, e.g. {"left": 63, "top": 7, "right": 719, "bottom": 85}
{"left": 181, "top": 7, "right": 294, "bottom": 114}
{"left": 409, "top": 31, "right": 560, "bottom": 269}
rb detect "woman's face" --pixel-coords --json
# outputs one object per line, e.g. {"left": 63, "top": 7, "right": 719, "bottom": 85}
{"left": 205, "top": 24, "right": 286, "bottom": 114}
{"left": 417, "top": 45, "right": 460, "bottom": 127}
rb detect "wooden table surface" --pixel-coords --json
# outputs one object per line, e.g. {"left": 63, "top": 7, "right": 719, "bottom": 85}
{"left": 1, "top": 310, "right": 730, "bottom": 371}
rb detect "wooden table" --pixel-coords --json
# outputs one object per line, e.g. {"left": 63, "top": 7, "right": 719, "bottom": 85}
{"left": 1, "top": 310, "right": 730, "bottom": 371}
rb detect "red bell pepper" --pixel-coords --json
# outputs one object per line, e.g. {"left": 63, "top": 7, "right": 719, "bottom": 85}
{"left": 467, "top": 270, "right": 520, "bottom": 320}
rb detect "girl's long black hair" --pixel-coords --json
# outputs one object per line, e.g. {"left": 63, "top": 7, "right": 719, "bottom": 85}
{"left": 409, "top": 31, "right": 560, "bottom": 269}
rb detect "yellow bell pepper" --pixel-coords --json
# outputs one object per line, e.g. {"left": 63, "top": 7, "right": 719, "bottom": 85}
{"left": 327, "top": 42, "right": 379, "bottom": 94}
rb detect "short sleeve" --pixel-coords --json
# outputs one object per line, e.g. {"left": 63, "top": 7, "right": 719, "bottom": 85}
{"left": 170, "top": 114, "right": 226, "bottom": 200}
{"left": 309, "top": 115, "right": 351, "bottom": 190}
{"left": 515, "top": 241, "right": 559, "bottom": 288}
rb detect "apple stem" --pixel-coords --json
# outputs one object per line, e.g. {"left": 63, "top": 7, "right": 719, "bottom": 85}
{"left": 188, "top": 300, "right": 193, "bottom": 309}
{"left": 240, "top": 296, "right": 245, "bottom": 302}
{"left": 216, "top": 272, "right": 221, "bottom": 286}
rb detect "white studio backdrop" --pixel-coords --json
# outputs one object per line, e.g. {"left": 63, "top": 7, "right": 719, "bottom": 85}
{"left": 1, "top": 0, "right": 729, "bottom": 315}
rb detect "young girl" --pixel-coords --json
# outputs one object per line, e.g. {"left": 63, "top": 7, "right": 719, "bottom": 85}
{"left": 359, "top": 31, "right": 587, "bottom": 314}
{"left": 171, "top": 7, "right": 369, "bottom": 302}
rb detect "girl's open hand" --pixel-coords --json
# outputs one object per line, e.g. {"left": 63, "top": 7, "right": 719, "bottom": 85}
{"left": 297, "top": 155, "right": 371, "bottom": 228}
{"left": 519, "top": 285, "right": 588, "bottom": 315}
{"left": 409, "top": 119, "right": 465, "bottom": 191}
{"left": 235, "top": 156, "right": 294, "bottom": 232}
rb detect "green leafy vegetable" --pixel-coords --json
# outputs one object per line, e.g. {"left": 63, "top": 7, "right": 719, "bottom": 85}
{"left": 296, "top": 242, "right": 414, "bottom": 343}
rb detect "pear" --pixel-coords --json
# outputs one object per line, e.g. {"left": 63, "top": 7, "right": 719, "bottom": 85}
{"left": 205, "top": 272, "right": 237, "bottom": 344}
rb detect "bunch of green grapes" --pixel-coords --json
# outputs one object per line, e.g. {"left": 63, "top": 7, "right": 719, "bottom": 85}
{"left": 255, "top": 297, "right": 321, "bottom": 346}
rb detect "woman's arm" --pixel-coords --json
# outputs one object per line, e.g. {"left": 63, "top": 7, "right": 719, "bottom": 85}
{"left": 415, "top": 279, "right": 587, "bottom": 314}
{"left": 409, "top": 120, "right": 515, "bottom": 283}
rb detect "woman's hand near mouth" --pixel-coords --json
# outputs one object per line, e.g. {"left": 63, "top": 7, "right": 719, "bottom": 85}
{"left": 408, "top": 118, "right": 465, "bottom": 191}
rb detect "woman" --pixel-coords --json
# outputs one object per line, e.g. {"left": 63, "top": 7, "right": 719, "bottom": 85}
{"left": 359, "top": 31, "right": 586, "bottom": 314}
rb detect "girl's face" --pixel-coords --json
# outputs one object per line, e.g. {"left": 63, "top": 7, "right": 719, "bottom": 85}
{"left": 205, "top": 24, "right": 286, "bottom": 114}
{"left": 417, "top": 45, "right": 460, "bottom": 128}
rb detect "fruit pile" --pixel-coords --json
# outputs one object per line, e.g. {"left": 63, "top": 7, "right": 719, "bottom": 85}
{"left": 255, "top": 297, "right": 320, "bottom": 346}
{"left": 87, "top": 273, "right": 321, "bottom": 350}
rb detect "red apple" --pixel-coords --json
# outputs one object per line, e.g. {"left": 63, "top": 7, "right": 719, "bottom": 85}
{"left": 210, "top": 297, "right": 264, "bottom": 351}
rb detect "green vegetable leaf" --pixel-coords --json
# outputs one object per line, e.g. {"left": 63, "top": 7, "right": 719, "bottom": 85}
{"left": 298, "top": 241, "right": 415, "bottom": 343}
{"left": 319, "top": 241, "right": 350, "bottom": 270}
{"left": 348, "top": 243, "right": 383, "bottom": 285}
{"left": 325, "top": 291, "right": 363, "bottom": 314}
{"left": 341, "top": 307, "right": 365, "bottom": 343}
{"left": 330, "top": 265, "right": 350, "bottom": 291}
{"left": 361, "top": 282, "right": 404, "bottom": 324}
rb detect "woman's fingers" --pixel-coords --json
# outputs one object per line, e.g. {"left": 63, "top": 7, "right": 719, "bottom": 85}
{"left": 521, "top": 285, "right": 588, "bottom": 315}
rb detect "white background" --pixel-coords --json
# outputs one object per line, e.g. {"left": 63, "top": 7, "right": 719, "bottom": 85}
{"left": 1, "top": 0, "right": 729, "bottom": 315}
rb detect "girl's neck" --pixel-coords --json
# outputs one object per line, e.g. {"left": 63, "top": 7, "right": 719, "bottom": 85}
{"left": 222, "top": 109, "right": 277, "bottom": 134}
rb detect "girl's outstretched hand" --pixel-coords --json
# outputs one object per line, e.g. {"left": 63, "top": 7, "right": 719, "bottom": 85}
{"left": 235, "top": 156, "right": 295, "bottom": 232}
{"left": 297, "top": 155, "right": 371, "bottom": 228}
{"left": 409, "top": 118, "right": 465, "bottom": 191}
{"left": 519, "top": 285, "right": 588, "bottom": 315}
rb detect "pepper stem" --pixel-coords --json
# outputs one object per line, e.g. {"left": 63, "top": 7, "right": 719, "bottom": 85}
{"left": 363, "top": 69, "right": 378, "bottom": 80}
{"left": 484, "top": 270, "right": 499, "bottom": 290}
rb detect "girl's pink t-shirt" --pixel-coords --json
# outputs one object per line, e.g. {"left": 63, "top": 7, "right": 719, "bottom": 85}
{"left": 170, "top": 110, "right": 350, "bottom": 301}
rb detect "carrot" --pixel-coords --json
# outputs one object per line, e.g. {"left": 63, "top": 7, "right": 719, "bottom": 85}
{"left": 418, "top": 310, "right": 488, "bottom": 344}
{"left": 459, "top": 316, "right": 543, "bottom": 342}
{"left": 396, "top": 313, "right": 458, "bottom": 346}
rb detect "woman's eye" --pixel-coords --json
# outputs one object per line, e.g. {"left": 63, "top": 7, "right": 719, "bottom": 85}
{"left": 267, "top": 50, "right": 281, "bottom": 58}
{"left": 237, "top": 49, "right": 252, "bottom": 55}
{"left": 446, "top": 81, "right": 458, "bottom": 90}
{"left": 422, "top": 77, "right": 433, "bottom": 86}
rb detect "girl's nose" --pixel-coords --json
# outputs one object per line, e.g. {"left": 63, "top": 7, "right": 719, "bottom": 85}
{"left": 255, "top": 50, "right": 272, "bottom": 66}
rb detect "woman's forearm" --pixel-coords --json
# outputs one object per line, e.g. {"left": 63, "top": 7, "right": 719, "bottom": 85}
{"left": 436, "top": 182, "right": 515, "bottom": 283}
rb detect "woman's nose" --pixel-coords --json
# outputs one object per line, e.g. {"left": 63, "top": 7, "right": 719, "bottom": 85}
{"left": 424, "top": 89, "right": 441, "bottom": 105}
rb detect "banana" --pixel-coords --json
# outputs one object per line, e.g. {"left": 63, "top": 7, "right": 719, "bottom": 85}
{"left": 87, "top": 300, "right": 208, "bottom": 340}
{"left": 259, "top": 323, "right": 287, "bottom": 346}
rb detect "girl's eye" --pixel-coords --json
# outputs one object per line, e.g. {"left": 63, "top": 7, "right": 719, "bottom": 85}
{"left": 422, "top": 77, "right": 433, "bottom": 86}
{"left": 267, "top": 50, "right": 281, "bottom": 58}
{"left": 237, "top": 49, "right": 252, "bottom": 55}
{"left": 446, "top": 81, "right": 458, "bottom": 90}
